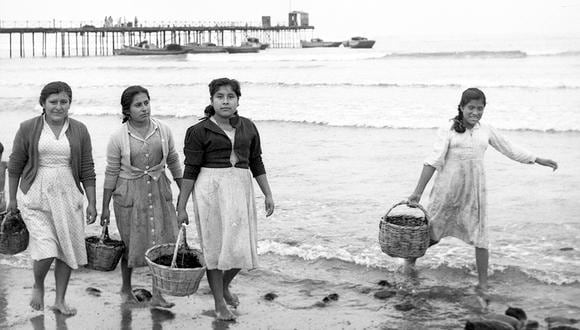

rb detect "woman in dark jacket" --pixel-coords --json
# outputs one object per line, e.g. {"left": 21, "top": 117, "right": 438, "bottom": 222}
{"left": 177, "top": 78, "right": 274, "bottom": 321}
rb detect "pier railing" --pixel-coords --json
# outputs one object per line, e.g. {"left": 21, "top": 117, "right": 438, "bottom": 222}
{"left": 0, "top": 20, "right": 314, "bottom": 57}
{"left": 0, "top": 20, "right": 285, "bottom": 29}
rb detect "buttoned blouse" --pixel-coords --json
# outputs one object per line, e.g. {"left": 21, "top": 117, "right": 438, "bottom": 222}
{"left": 104, "top": 118, "right": 182, "bottom": 190}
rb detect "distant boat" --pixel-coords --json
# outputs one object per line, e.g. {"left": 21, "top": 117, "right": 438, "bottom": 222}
{"left": 224, "top": 42, "right": 261, "bottom": 54}
{"left": 343, "top": 36, "right": 376, "bottom": 49}
{"left": 246, "top": 37, "right": 270, "bottom": 50}
{"left": 300, "top": 38, "right": 342, "bottom": 48}
{"left": 113, "top": 44, "right": 189, "bottom": 55}
{"left": 184, "top": 42, "right": 227, "bottom": 54}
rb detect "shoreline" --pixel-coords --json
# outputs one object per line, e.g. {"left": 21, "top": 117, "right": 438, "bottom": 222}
{"left": 1, "top": 113, "right": 579, "bottom": 329}
{"left": 2, "top": 255, "right": 578, "bottom": 329}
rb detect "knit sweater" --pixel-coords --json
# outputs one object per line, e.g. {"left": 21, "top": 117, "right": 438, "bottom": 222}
{"left": 8, "top": 115, "right": 96, "bottom": 194}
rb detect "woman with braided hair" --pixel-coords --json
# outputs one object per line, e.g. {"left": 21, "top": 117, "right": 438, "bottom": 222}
{"left": 406, "top": 88, "right": 558, "bottom": 291}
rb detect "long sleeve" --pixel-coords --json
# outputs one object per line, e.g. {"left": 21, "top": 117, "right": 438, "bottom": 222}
{"left": 165, "top": 127, "right": 183, "bottom": 180}
{"left": 7, "top": 125, "right": 28, "bottom": 178}
{"left": 103, "top": 134, "right": 122, "bottom": 190}
{"left": 488, "top": 125, "right": 536, "bottom": 164}
{"left": 424, "top": 124, "right": 451, "bottom": 170}
{"left": 183, "top": 126, "right": 204, "bottom": 180}
{"left": 79, "top": 125, "right": 96, "bottom": 187}
{"left": 248, "top": 121, "right": 266, "bottom": 177}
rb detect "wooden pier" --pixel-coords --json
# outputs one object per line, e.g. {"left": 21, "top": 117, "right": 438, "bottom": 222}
{"left": 0, "top": 20, "right": 314, "bottom": 58}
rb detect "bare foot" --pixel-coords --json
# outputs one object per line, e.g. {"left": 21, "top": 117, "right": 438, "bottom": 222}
{"left": 49, "top": 302, "right": 77, "bottom": 316}
{"left": 150, "top": 293, "right": 175, "bottom": 309}
{"left": 30, "top": 284, "right": 45, "bottom": 311}
{"left": 474, "top": 285, "right": 491, "bottom": 310}
{"left": 223, "top": 289, "right": 239, "bottom": 308}
{"left": 121, "top": 287, "right": 139, "bottom": 304}
{"left": 215, "top": 303, "right": 236, "bottom": 321}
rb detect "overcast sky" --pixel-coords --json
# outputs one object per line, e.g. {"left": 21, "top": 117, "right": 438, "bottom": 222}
{"left": 1, "top": 0, "right": 579, "bottom": 39}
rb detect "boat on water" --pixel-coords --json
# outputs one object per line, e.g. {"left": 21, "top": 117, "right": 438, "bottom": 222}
{"left": 113, "top": 42, "right": 189, "bottom": 55}
{"left": 184, "top": 42, "right": 227, "bottom": 54}
{"left": 246, "top": 37, "right": 270, "bottom": 50}
{"left": 224, "top": 42, "right": 261, "bottom": 54}
{"left": 343, "top": 36, "right": 376, "bottom": 49}
{"left": 300, "top": 38, "right": 342, "bottom": 48}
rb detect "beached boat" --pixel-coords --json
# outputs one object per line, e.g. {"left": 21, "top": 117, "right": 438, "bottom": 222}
{"left": 343, "top": 36, "right": 376, "bottom": 49}
{"left": 224, "top": 42, "right": 261, "bottom": 54}
{"left": 246, "top": 37, "right": 270, "bottom": 50}
{"left": 113, "top": 44, "right": 189, "bottom": 56}
{"left": 184, "top": 42, "right": 227, "bottom": 54}
{"left": 300, "top": 38, "right": 342, "bottom": 48}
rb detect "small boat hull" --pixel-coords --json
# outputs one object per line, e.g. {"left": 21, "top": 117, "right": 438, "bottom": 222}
{"left": 224, "top": 46, "right": 260, "bottom": 54}
{"left": 300, "top": 40, "right": 342, "bottom": 48}
{"left": 113, "top": 46, "right": 188, "bottom": 56}
{"left": 185, "top": 46, "right": 227, "bottom": 54}
{"left": 349, "top": 40, "right": 376, "bottom": 48}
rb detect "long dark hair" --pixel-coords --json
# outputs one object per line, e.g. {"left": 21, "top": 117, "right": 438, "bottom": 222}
{"left": 452, "top": 88, "right": 486, "bottom": 133}
{"left": 203, "top": 78, "right": 242, "bottom": 118}
{"left": 120, "top": 85, "right": 150, "bottom": 123}
{"left": 39, "top": 81, "right": 72, "bottom": 114}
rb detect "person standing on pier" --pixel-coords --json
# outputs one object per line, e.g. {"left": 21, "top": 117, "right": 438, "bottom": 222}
{"left": 100, "top": 85, "right": 182, "bottom": 308}
{"left": 177, "top": 78, "right": 275, "bottom": 321}
{"left": 7, "top": 81, "right": 97, "bottom": 316}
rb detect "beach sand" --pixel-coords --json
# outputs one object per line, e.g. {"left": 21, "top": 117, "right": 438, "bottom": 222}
{"left": 1, "top": 112, "right": 579, "bottom": 329}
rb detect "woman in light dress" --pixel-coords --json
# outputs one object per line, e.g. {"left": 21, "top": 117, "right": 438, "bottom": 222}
{"left": 406, "top": 88, "right": 558, "bottom": 291}
{"left": 7, "top": 81, "right": 97, "bottom": 315}
{"left": 100, "top": 85, "right": 182, "bottom": 308}
{"left": 177, "top": 78, "right": 274, "bottom": 321}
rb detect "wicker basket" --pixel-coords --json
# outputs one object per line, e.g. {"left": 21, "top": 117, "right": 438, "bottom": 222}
{"left": 145, "top": 224, "right": 206, "bottom": 297}
{"left": 379, "top": 201, "right": 430, "bottom": 258}
{"left": 0, "top": 209, "right": 29, "bottom": 255}
{"left": 85, "top": 224, "right": 125, "bottom": 271}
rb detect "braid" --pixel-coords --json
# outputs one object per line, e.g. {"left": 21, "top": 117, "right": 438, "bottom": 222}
{"left": 201, "top": 104, "right": 215, "bottom": 120}
{"left": 452, "top": 105, "right": 466, "bottom": 133}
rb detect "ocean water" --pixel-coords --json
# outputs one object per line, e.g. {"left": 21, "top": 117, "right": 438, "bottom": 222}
{"left": 0, "top": 34, "right": 579, "bottom": 324}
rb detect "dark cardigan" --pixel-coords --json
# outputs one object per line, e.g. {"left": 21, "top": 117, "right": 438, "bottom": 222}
{"left": 183, "top": 115, "right": 266, "bottom": 181}
{"left": 8, "top": 115, "right": 96, "bottom": 194}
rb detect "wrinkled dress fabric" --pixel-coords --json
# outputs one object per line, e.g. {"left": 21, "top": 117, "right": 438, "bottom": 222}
{"left": 424, "top": 122, "right": 535, "bottom": 248}
{"left": 113, "top": 130, "right": 178, "bottom": 268}
{"left": 193, "top": 125, "right": 259, "bottom": 270}
{"left": 18, "top": 122, "right": 87, "bottom": 269}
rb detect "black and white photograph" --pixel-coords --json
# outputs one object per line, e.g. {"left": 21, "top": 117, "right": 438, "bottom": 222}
{"left": 0, "top": 1, "right": 579, "bottom": 329}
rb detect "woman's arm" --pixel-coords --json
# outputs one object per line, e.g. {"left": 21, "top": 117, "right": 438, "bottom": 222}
{"left": 100, "top": 188, "right": 113, "bottom": 226}
{"left": 101, "top": 134, "right": 122, "bottom": 226}
{"left": 408, "top": 164, "right": 436, "bottom": 204}
{"left": 534, "top": 157, "right": 558, "bottom": 171}
{"left": 7, "top": 126, "right": 27, "bottom": 211}
{"left": 176, "top": 178, "right": 195, "bottom": 225}
{"left": 7, "top": 174, "right": 19, "bottom": 212}
{"left": 84, "top": 183, "right": 97, "bottom": 224}
{"left": 255, "top": 174, "right": 274, "bottom": 217}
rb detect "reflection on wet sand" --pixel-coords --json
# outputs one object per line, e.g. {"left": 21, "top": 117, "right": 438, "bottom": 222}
{"left": 0, "top": 272, "right": 7, "bottom": 326}
{"left": 120, "top": 303, "right": 177, "bottom": 329}
{"left": 29, "top": 310, "right": 71, "bottom": 330}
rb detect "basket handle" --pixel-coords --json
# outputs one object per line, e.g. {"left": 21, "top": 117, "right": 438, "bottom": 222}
{"left": 381, "top": 200, "right": 429, "bottom": 222}
{"left": 170, "top": 223, "right": 187, "bottom": 268}
{"left": 99, "top": 223, "right": 111, "bottom": 243}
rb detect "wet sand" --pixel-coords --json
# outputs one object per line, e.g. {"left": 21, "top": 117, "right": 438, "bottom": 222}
{"left": 1, "top": 113, "right": 579, "bottom": 329}
{"left": 0, "top": 263, "right": 403, "bottom": 330}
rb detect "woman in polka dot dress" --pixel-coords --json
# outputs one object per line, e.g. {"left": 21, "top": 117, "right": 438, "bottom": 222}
{"left": 7, "top": 81, "right": 97, "bottom": 316}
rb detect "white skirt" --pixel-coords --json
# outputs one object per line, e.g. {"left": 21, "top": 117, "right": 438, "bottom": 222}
{"left": 18, "top": 166, "right": 87, "bottom": 269}
{"left": 192, "top": 167, "right": 258, "bottom": 270}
